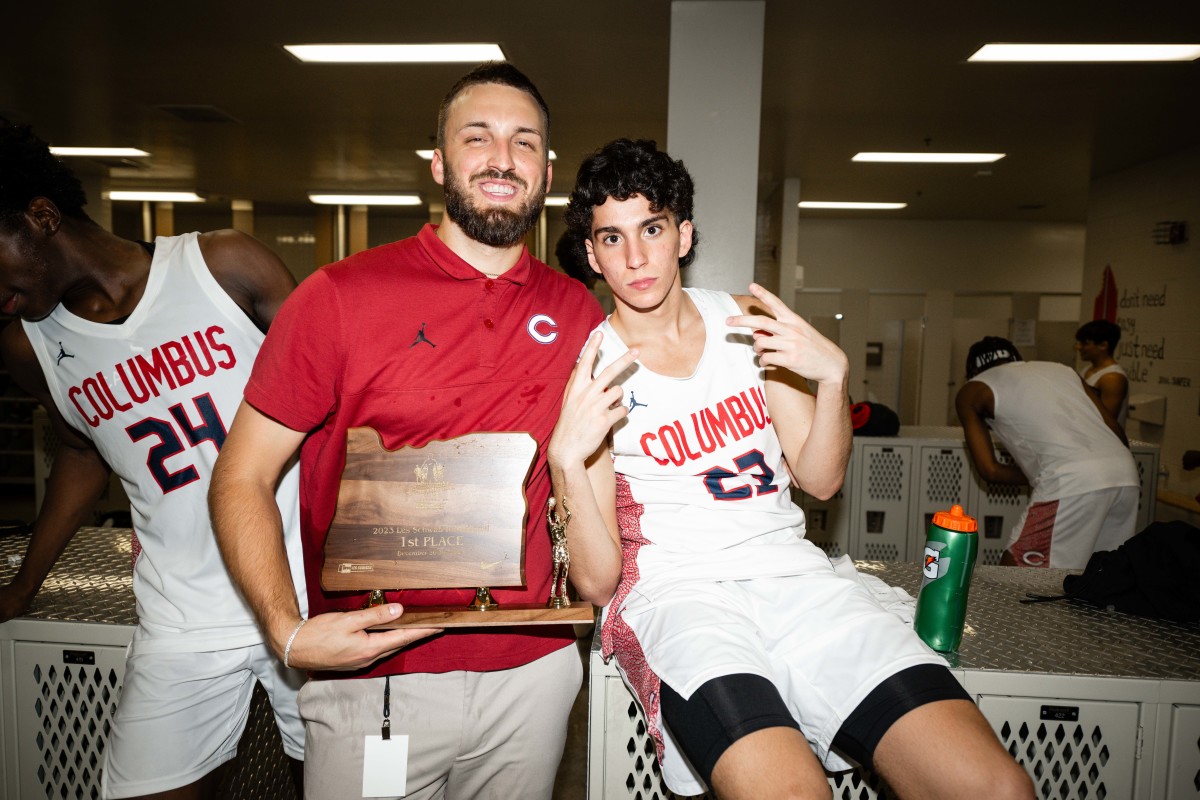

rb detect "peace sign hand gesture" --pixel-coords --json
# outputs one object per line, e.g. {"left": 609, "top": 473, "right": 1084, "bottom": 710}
{"left": 726, "top": 283, "right": 848, "bottom": 387}
{"left": 548, "top": 330, "right": 640, "bottom": 468}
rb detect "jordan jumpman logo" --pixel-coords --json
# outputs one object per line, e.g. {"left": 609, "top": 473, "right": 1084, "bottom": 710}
{"left": 410, "top": 323, "right": 436, "bottom": 348}
{"left": 56, "top": 342, "right": 75, "bottom": 365}
{"left": 628, "top": 391, "right": 648, "bottom": 412}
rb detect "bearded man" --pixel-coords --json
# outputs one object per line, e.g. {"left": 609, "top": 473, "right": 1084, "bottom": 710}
{"left": 208, "top": 62, "right": 603, "bottom": 800}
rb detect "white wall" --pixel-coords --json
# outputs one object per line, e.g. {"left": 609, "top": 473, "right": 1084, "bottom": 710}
{"left": 1082, "top": 145, "right": 1200, "bottom": 501}
{"left": 792, "top": 219, "right": 1085, "bottom": 293}
{"left": 786, "top": 220, "right": 1086, "bottom": 423}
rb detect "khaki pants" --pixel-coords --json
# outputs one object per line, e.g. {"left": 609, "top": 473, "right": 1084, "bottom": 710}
{"left": 299, "top": 644, "right": 582, "bottom": 800}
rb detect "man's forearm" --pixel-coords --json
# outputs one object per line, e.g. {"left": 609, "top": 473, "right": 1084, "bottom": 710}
{"left": 547, "top": 456, "right": 621, "bottom": 607}
{"left": 0, "top": 446, "right": 110, "bottom": 618}
{"left": 210, "top": 467, "right": 302, "bottom": 655}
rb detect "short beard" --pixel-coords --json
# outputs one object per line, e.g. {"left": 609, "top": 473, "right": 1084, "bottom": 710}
{"left": 443, "top": 166, "right": 546, "bottom": 248}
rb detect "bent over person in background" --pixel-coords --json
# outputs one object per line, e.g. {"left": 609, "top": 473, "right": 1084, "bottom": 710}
{"left": 0, "top": 123, "right": 307, "bottom": 799}
{"left": 548, "top": 138, "right": 1034, "bottom": 800}
{"left": 209, "top": 62, "right": 604, "bottom": 800}
{"left": 957, "top": 336, "right": 1139, "bottom": 569}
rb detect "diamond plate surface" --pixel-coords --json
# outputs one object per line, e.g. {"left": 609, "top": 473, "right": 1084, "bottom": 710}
{"left": 1, "top": 529, "right": 297, "bottom": 799}
{"left": 858, "top": 561, "right": 1200, "bottom": 679}
{"left": 1, "top": 528, "right": 136, "bottom": 625}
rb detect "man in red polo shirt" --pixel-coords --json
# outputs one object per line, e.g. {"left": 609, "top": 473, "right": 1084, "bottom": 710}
{"left": 209, "top": 62, "right": 603, "bottom": 799}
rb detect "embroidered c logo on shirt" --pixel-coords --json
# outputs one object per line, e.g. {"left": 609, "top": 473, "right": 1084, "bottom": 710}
{"left": 527, "top": 314, "right": 558, "bottom": 344}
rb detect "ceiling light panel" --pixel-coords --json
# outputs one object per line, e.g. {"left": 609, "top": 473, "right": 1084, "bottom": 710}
{"left": 853, "top": 152, "right": 1005, "bottom": 163}
{"left": 969, "top": 44, "right": 1200, "bottom": 62}
{"left": 285, "top": 44, "right": 505, "bottom": 63}
{"left": 798, "top": 201, "right": 907, "bottom": 210}
{"left": 51, "top": 147, "right": 150, "bottom": 158}
{"left": 308, "top": 194, "right": 422, "bottom": 205}
{"left": 108, "top": 191, "right": 204, "bottom": 202}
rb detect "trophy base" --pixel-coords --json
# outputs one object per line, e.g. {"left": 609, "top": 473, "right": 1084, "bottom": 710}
{"left": 371, "top": 602, "right": 595, "bottom": 629}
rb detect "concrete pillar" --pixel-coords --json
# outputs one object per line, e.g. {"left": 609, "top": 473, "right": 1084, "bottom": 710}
{"left": 231, "top": 199, "right": 254, "bottom": 235}
{"left": 918, "top": 290, "right": 954, "bottom": 425}
{"left": 840, "top": 289, "right": 870, "bottom": 403}
{"left": 779, "top": 178, "right": 801, "bottom": 305}
{"left": 141, "top": 202, "right": 153, "bottom": 240}
{"left": 667, "top": 0, "right": 764, "bottom": 294}
{"left": 313, "top": 207, "right": 336, "bottom": 270}
{"left": 154, "top": 202, "right": 174, "bottom": 237}
{"left": 348, "top": 205, "right": 369, "bottom": 255}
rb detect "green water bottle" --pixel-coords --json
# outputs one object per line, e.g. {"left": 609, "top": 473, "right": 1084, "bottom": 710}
{"left": 914, "top": 504, "right": 978, "bottom": 653}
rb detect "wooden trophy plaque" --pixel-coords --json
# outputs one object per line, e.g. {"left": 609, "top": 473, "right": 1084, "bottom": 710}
{"left": 322, "top": 428, "right": 593, "bottom": 628}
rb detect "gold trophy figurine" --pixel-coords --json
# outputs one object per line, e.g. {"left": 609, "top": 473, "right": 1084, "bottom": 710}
{"left": 546, "top": 496, "right": 571, "bottom": 609}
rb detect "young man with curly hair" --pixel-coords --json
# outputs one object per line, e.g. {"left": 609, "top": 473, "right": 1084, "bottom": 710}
{"left": 549, "top": 138, "right": 1033, "bottom": 799}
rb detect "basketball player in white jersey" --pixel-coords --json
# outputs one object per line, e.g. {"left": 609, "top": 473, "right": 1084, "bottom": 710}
{"left": 957, "top": 336, "right": 1138, "bottom": 569}
{"left": 549, "top": 139, "right": 1032, "bottom": 799}
{"left": 0, "top": 123, "right": 308, "bottom": 799}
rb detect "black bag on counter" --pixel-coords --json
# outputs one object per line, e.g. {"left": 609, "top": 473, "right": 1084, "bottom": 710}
{"left": 1059, "top": 521, "right": 1200, "bottom": 622}
{"left": 850, "top": 402, "right": 900, "bottom": 436}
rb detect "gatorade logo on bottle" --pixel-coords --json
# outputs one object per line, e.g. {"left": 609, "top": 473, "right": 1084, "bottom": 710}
{"left": 922, "top": 541, "right": 950, "bottom": 581}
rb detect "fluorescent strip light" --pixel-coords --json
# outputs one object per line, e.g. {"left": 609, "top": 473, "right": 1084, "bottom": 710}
{"left": 51, "top": 147, "right": 150, "bottom": 158}
{"left": 969, "top": 43, "right": 1200, "bottom": 62}
{"left": 285, "top": 44, "right": 505, "bottom": 63}
{"left": 799, "top": 201, "right": 907, "bottom": 210}
{"left": 853, "top": 152, "right": 1005, "bottom": 164}
{"left": 308, "top": 194, "right": 422, "bottom": 206}
{"left": 544, "top": 195, "right": 570, "bottom": 207}
{"left": 415, "top": 149, "right": 557, "bottom": 160}
{"left": 109, "top": 191, "right": 204, "bottom": 202}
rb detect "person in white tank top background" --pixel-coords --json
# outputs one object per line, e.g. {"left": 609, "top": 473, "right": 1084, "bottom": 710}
{"left": 547, "top": 139, "right": 1032, "bottom": 800}
{"left": 0, "top": 123, "right": 306, "bottom": 799}
{"left": 1074, "top": 318, "right": 1130, "bottom": 430}
{"left": 956, "top": 336, "right": 1139, "bottom": 570}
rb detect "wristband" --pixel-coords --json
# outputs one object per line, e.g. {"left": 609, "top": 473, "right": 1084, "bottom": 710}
{"left": 282, "top": 618, "right": 307, "bottom": 669}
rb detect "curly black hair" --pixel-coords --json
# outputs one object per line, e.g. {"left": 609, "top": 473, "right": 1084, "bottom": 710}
{"left": 554, "top": 229, "right": 595, "bottom": 288}
{"left": 0, "top": 122, "right": 90, "bottom": 227}
{"left": 564, "top": 139, "right": 699, "bottom": 271}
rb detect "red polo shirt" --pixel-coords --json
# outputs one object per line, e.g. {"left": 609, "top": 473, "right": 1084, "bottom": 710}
{"left": 246, "top": 224, "right": 604, "bottom": 677}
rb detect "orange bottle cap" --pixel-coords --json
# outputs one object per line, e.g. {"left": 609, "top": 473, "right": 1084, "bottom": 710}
{"left": 932, "top": 504, "right": 977, "bottom": 533}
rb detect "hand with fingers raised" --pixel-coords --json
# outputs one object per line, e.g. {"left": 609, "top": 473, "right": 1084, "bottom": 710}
{"left": 726, "top": 283, "right": 849, "bottom": 387}
{"left": 548, "top": 330, "right": 640, "bottom": 468}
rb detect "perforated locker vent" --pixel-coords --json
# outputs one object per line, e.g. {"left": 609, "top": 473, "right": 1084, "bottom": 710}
{"left": 866, "top": 450, "right": 905, "bottom": 502}
{"left": 862, "top": 542, "right": 901, "bottom": 561}
{"left": 997, "top": 720, "right": 1115, "bottom": 800}
{"left": 620, "top": 699, "right": 715, "bottom": 800}
{"left": 30, "top": 662, "right": 120, "bottom": 800}
{"left": 812, "top": 539, "right": 845, "bottom": 558}
{"left": 980, "top": 547, "right": 1005, "bottom": 566}
{"left": 828, "top": 769, "right": 895, "bottom": 800}
{"left": 982, "top": 451, "right": 1025, "bottom": 506}
{"left": 925, "top": 450, "right": 964, "bottom": 504}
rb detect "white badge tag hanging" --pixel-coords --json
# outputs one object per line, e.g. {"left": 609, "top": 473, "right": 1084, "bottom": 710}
{"left": 362, "top": 734, "right": 408, "bottom": 797}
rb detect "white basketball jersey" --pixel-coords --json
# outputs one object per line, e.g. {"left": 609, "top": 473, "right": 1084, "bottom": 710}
{"left": 24, "top": 233, "right": 306, "bottom": 653}
{"left": 1083, "top": 362, "right": 1130, "bottom": 428}
{"left": 594, "top": 288, "right": 823, "bottom": 602}
{"left": 972, "top": 361, "right": 1138, "bottom": 501}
